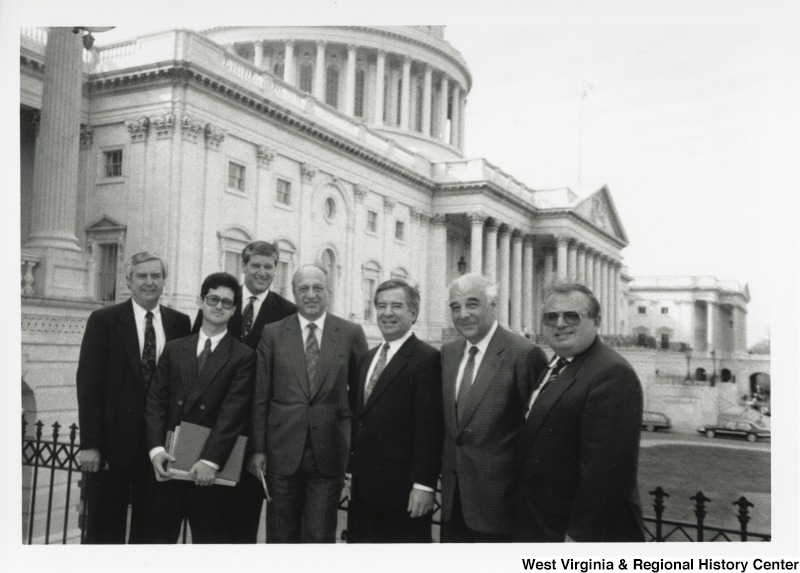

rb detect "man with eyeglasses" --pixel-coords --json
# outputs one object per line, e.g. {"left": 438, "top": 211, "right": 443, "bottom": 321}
{"left": 144, "top": 272, "right": 256, "bottom": 543}
{"left": 192, "top": 241, "right": 297, "bottom": 543}
{"left": 514, "top": 283, "right": 645, "bottom": 542}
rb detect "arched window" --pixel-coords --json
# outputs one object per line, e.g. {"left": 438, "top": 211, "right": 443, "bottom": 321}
{"left": 354, "top": 69, "right": 366, "bottom": 117}
{"left": 326, "top": 65, "right": 340, "bottom": 108}
{"left": 299, "top": 59, "right": 313, "bottom": 93}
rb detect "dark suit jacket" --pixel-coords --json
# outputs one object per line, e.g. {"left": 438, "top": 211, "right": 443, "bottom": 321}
{"left": 349, "top": 334, "right": 444, "bottom": 508}
{"left": 192, "top": 289, "right": 297, "bottom": 349}
{"left": 76, "top": 299, "right": 191, "bottom": 468}
{"left": 440, "top": 326, "right": 548, "bottom": 535}
{"left": 515, "top": 336, "right": 645, "bottom": 542}
{"left": 144, "top": 333, "right": 256, "bottom": 468}
{"left": 251, "top": 313, "right": 368, "bottom": 477}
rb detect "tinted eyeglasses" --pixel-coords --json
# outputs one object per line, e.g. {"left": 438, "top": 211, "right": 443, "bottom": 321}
{"left": 542, "top": 311, "right": 584, "bottom": 327}
{"left": 204, "top": 295, "right": 235, "bottom": 310}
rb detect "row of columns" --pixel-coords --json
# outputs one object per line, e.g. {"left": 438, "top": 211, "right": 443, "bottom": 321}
{"left": 467, "top": 215, "right": 624, "bottom": 336}
{"left": 233, "top": 40, "right": 466, "bottom": 150}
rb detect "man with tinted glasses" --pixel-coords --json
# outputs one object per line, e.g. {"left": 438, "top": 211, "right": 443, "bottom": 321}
{"left": 515, "top": 283, "right": 645, "bottom": 542}
{"left": 145, "top": 272, "right": 255, "bottom": 543}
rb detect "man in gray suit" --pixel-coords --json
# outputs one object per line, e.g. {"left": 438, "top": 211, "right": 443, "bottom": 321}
{"left": 249, "top": 264, "right": 368, "bottom": 543}
{"left": 440, "top": 273, "right": 548, "bottom": 542}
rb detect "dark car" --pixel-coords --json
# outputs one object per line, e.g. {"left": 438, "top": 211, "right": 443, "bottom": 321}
{"left": 642, "top": 411, "right": 672, "bottom": 432}
{"left": 697, "top": 420, "right": 771, "bottom": 442}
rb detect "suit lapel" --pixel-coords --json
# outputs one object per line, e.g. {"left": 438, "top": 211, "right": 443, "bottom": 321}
{"left": 442, "top": 339, "right": 466, "bottom": 438}
{"left": 226, "top": 288, "right": 244, "bottom": 340}
{"left": 311, "top": 315, "right": 341, "bottom": 401}
{"left": 160, "top": 305, "right": 182, "bottom": 341}
{"left": 119, "top": 300, "right": 144, "bottom": 386}
{"left": 177, "top": 334, "right": 199, "bottom": 407}
{"left": 361, "top": 335, "right": 416, "bottom": 414}
{"left": 457, "top": 328, "right": 506, "bottom": 431}
{"left": 285, "top": 316, "right": 311, "bottom": 399}
{"left": 184, "top": 334, "right": 233, "bottom": 413}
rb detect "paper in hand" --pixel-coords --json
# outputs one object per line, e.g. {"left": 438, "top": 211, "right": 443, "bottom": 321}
{"left": 260, "top": 470, "right": 272, "bottom": 502}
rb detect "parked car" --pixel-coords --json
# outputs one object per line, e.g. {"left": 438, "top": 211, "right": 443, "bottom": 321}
{"left": 697, "top": 420, "right": 771, "bottom": 442}
{"left": 641, "top": 411, "right": 672, "bottom": 432}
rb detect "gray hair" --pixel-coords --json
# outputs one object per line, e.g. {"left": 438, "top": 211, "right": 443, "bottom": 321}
{"left": 291, "top": 263, "right": 331, "bottom": 291}
{"left": 448, "top": 273, "right": 498, "bottom": 303}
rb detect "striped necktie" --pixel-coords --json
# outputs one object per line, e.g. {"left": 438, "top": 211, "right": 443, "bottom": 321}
{"left": 305, "top": 323, "right": 319, "bottom": 385}
{"left": 538, "top": 357, "right": 568, "bottom": 397}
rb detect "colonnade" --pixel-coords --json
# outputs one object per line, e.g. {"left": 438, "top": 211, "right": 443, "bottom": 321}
{"left": 230, "top": 39, "right": 467, "bottom": 151}
{"left": 464, "top": 214, "right": 624, "bottom": 336}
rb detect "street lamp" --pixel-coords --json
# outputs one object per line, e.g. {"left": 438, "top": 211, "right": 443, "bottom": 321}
{"left": 71, "top": 27, "right": 115, "bottom": 50}
{"left": 683, "top": 346, "right": 693, "bottom": 381}
{"left": 457, "top": 256, "right": 467, "bottom": 275}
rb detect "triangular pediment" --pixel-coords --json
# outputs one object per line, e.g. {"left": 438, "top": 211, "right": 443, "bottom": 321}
{"left": 573, "top": 186, "right": 628, "bottom": 243}
{"left": 85, "top": 215, "right": 126, "bottom": 232}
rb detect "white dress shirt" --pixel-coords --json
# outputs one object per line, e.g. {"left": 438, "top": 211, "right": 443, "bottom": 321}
{"left": 453, "top": 321, "right": 499, "bottom": 401}
{"left": 298, "top": 312, "right": 327, "bottom": 350}
{"left": 131, "top": 299, "right": 166, "bottom": 361}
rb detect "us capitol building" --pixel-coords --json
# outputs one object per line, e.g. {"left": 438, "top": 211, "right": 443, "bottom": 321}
{"left": 20, "top": 26, "right": 760, "bottom": 429}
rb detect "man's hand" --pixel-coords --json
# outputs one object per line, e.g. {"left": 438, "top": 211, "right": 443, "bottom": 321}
{"left": 407, "top": 488, "right": 434, "bottom": 518}
{"left": 78, "top": 448, "right": 102, "bottom": 473}
{"left": 343, "top": 474, "right": 352, "bottom": 501}
{"left": 151, "top": 451, "right": 174, "bottom": 482}
{"left": 189, "top": 462, "right": 217, "bottom": 487}
{"left": 248, "top": 453, "right": 266, "bottom": 478}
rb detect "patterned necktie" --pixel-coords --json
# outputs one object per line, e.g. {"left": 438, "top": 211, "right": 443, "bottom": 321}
{"left": 241, "top": 296, "right": 257, "bottom": 338}
{"left": 197, "top": 338, "right": 212, "bottom": 373}
{"left": 456, "top": 346, "right": 480, "bottom": 425}
{"left": 537, "top": 357, "right": 568, "bottom": 397}
{"left": 142, "top": 311, "right": 157, "bottom": 386}
{"left": 364, "top": 343, "right": 390, "bottom": 403}
{"left": 305, "top": 323, "right": 319, "bottom": 386}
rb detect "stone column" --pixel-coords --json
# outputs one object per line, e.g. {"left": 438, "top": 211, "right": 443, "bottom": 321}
{"left": 707, "top": 301, "right": 718, "bottom": 353}
{"left": 576, "top": 245, "right": 586, "bottom": 284}
{"left": 567, "top": 240, "right": 578, "bottom": 281}
{"left": 283, "top": 40, "right": 295, "bottom": 85}
{"left": 458, "top": 90, "right": 467, "bottom": 152}
{"left": 484, "top": 219, "right": 498, "bottom": 283}
{"left": 427, "top": 214, "right": 449, "bottom": 333}
{"left": 544, "top": 249, "right": 555, "bottom": 292}
{"left": 314, "top": 41, "right": 326, "bottom": 100}
{"left": 468, "top": 212, "right": 485, "bottom": 274}
{"left": 449, "top": 84, "right": 460, "bottom": 147}
{"left": 585, "top": 249, "right": 595, "bottom": 293}
{"left": 592, "top": 253, "right": 603, "bottom": 300}
{"left": 422, "top": 64, "right": 433, "bottom": 137}
{"left": 497, "top": 225, "right": 511, "bottom": 327}
{"left": 556, "top": 236, "right": 569, "bottom": 284}
{"left": 27, "top": 27, "right": 84, "bottom": 253}
{"left": 603, "top": 259, "right": 612, "bottom": 335}
{"left": 400, "top": 56, "right": 411, "bottom": 130}
{"left": 522, "top": 235, "right": 535, "bottom": 333}
{"left": 438, "top": 75, "right": 449, "bottom": 141}
{"left": 374, "top": 49, "right": 386, "bottom": 126}
{"left": 254, "top": 40, "right": 264, "bottom": 68}
{"left": 345, "top": 44, "right": 357, "bottom": 116}
{"left": 510, "top": 230, "right": 523, "bottom": 332}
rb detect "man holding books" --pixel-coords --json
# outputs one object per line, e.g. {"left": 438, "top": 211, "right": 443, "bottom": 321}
{"left": 144, "top": 272, "right": 256, "bottom": 543}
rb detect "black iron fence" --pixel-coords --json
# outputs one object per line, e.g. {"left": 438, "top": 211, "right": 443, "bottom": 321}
{"left": 22, "top": 418, "right": 770, "bottom": 544}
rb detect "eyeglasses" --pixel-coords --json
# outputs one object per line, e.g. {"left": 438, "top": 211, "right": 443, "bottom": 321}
{"left": 542, "top": 311, "right": 584, "bottom": 327}
{"left": 204, "top": 295, "right": 235, "bottom": 310}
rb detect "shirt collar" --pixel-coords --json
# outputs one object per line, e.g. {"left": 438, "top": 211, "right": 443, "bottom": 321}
{"left": 298, "top": 312, "right": 327, "bottom": 332}
{"left": 199, "top": 329, "right": 227, "bottom": 348}
{"left": 467, "top": 321, "right": 499, "bottom": 355}
{"left": 131, "top": 298, "right": 160, "bottom": 318}
{"left": 242, "top": 284, "right": 269, "bottom": 304}
{"left": 382, "top": 329, "right": 414, "bottom": 352}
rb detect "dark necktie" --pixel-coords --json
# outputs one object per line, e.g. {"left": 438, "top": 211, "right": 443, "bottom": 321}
{"left": 197, "top": 338, "right": 212, "bottom": 373}
{"left": 456, "top": 346, "right": 479, "bottom": 424}
{"left": 241, "top": 296, "right": 257, "bottom": 338}
{"left": 538, "top": 357, "right": 568, "bottom": 397}
{"left": 364, "top": 343, "right": 390, "bottom": 403}
{"left": 142, "top": 311, "right": 157, "bottom": 386}
{"left": 305, "top": 323, "right": 319, "bottom": 386}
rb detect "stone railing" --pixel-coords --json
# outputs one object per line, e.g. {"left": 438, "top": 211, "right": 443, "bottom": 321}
{"left": 432, "top": 158, "right": 535, "bottom": 204}
{"left": 21, "top": 254, "right": 41, "bottom": 297}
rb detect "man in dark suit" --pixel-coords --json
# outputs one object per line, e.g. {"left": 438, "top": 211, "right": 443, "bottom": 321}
{"left": 145, "top": 272, "right": 255, "bottom": 543}
{"left": 440, "top": 273, "right": 548, "bottom": 543}
{"left": 250, "top": 263, "right": 368, "bottom": 543}
{"left": 515, "top": 283, "right": 645, "bottom": 542}
{"left": 347, "top": 279, "right": 443, "bottom": 543}
{"left": 193, "top": 240, "right": 296, "bottom": 543}
{"left": 76, "top": 251, "right": 191, "bottom": 544}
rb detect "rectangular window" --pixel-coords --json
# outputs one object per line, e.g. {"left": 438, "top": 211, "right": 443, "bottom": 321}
{"left": 367, "top": 210, "right": 378, "bottom": 233}
{"left": 638, "top": 306, "right": 647, "bottom": 315}
{"left": 228, "top": 162, "right": 246, "bottom": 191}
{"left": 660, "top": 333, "right": 670, "bottom": 349}
{"left": 276, "top": 179, "right": 292, "bottom": 206}
{"left": 661, "top": 307, "right": 669, "bottom": 315}
{"left": 103, "top": 150, "right": 123, "bottom": 178}
{"left": 274, "top": 261, "right": 289, "bottom": 297}
{"left": 224, "top": 251, "right": 242, "bottom": 278}
{"left": 363, "top": 278, "right": 376, "bottom": 320}
{"left": 395, "top": 220, "right": 405, "bottom": 241}
{"left": 97, "top": 243, "right": 118, "bottom": 302}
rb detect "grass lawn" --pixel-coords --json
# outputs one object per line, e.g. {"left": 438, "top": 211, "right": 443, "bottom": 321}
{"left": 638, "top": 443, "right": 770, "bottom": 536}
